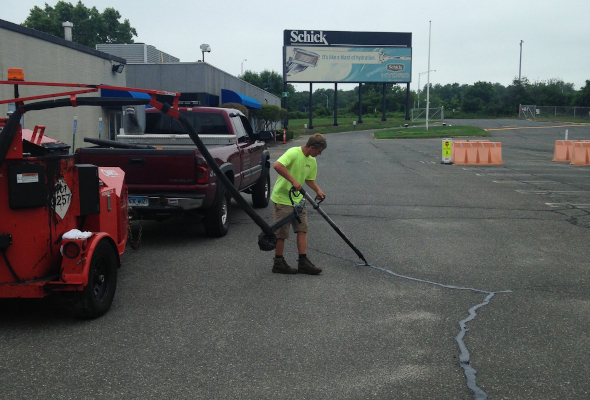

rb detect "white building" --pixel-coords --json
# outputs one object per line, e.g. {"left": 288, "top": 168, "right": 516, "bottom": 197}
{"left": 0, "top": 19, "right": 280, "bottom": 146}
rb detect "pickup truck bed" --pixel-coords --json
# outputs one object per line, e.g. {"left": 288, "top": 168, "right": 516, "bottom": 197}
{"left": 76, "top": 106, "right": 270, "bottom": 237}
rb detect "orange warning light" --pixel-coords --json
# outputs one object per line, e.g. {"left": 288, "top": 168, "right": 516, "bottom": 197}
{"left": 7, "top": 68, "right": 25, "bottom": 81}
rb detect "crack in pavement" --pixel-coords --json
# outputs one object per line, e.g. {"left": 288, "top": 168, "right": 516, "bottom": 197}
{"left": 366, "top": 265, "right": 511, "bottom": 400}
{"left": 311, "top": 247, "right": 512, "bottom": 400}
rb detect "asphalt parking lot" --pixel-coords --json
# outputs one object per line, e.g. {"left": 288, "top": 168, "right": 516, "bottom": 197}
{"left": 1, "top": 119, "right": 589, "bottom": 399}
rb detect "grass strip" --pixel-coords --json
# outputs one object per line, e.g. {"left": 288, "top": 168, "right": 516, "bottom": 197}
{"left": 374, "top": 125, "right": 489, "bottom": 139}
{"left": 288, "top": 116, "right": 420, "bottom": 136}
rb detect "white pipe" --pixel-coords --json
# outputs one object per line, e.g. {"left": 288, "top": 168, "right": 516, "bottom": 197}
{"left": 62, "top": 21, "right": 73, "bottom": 41}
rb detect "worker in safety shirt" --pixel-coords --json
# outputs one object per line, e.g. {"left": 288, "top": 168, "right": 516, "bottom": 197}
{"left": 270, "top": 133, "right": 327, "bottom": 275}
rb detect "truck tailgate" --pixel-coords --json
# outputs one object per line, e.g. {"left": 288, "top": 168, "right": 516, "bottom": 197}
{"left": 77, "top": 148, "right": 197, "bottom": 186}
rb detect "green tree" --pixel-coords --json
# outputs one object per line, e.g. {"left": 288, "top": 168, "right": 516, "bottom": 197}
{"left": 574, "top": 80, "right": 590, "bottom": 107}
{"left": 219, "top": 102, "right": 248, "bottom": 117}
{"left": 346, "top": 83, "right": 407, "bottom": 115}
{"left": 251, "top": 104, "right": 283, "bottom": 131}
{"left": 430, "top": 83, "right": 465, "bottom": 111}
{"left": 289, "top": 90, "right": 311, "bottom": 115}
{"left": 239, "top": 69, "right": 294, "bottom": 100}
{"left": 502, "top": 78, "right": 532, "bottom": 114}
{"left": 22, "top": 1, "right": 137, "bottom": 47}
{"left": 461, "top": 81, "right": 500, "bottom": 114}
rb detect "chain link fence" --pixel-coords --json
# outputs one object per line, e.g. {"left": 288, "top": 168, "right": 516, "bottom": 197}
{"left": 519, "top": 105, "right": 590, "bottom": 121}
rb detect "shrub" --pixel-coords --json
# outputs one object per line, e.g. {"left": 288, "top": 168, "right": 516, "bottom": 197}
{"left": 219, "top": 102, "right": 248, "bottom": 117}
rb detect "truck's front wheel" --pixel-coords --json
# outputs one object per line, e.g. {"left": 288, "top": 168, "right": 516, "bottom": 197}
{"left": 204, "top": 186, "right": 231, "bottom": 237}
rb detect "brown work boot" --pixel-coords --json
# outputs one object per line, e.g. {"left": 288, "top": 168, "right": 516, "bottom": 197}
{"left": 297, "top": 258, "right": 322, "bottom": 275}
{"left": 272, "top": 257, "right": 297, "bottom": 274}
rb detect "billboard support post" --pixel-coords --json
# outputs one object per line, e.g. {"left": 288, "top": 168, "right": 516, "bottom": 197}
{"left": 405, "top": 83, "right": 411, "bottom": 120}
{"left": 308, "top": 83, "right": 313, "bottom": 130}
{"left": 334, "top": 83, "right": 338, "bottom": 126}
{"left": 358, "top": 83, "right": 363, "bottom": 124}
{"left": 283, "top": 81, "right": 288, "bottom": 129}
{"left": 382, "top": 83, "right": 387, "bottom": 121}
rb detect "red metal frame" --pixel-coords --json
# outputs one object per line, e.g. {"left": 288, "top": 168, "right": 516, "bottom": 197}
{"left": 0, "top": 77, "right": 181, "bottom": 299}
{"left": 0, "top": 79, "right": 181, "bottom": 110}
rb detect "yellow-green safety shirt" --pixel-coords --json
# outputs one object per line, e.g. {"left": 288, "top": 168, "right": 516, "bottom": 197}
{"left": 270, "top": 147, "right": 317, "bottom": 205}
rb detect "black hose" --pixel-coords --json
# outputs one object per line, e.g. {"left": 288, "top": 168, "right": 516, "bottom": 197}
{"left": 1, "top": 250, "right": 22, "bottom": 283}
{"left": 84, "top": 137, "right": 156, "bottom": 149}
{"left": 176, "top": 112, "right": 275, "bottom": 237}
{"left": 22, "top": 97, "right": 150, "bottom": 112}
{"left": 1, "top": 97, "right": 152, "bottom": 165}
{"left": 299, "top": 188, "right": 369, "bottom": 265}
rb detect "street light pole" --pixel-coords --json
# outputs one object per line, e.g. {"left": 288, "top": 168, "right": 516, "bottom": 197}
{"left": 241, "top": 59, "right": 247, "bottom": 75}
{"left": 417, "top": 70, "right": 436, "bottom": 109}
{"left": 518, "top": 40, "right": 523, "bottom": 82}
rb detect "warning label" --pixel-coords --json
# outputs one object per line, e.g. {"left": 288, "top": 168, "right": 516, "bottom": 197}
{"left": 17, "top": 173, "right": 39, "bottom": 184}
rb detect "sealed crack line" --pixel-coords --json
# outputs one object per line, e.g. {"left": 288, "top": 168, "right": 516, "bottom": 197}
{"left": 308, "top": 247, "right": 512, "bottom": 398}
{"left": 456, "top": 292, "right": 497, "bottom": 400}
{"left": 364, "top": 264, "right": 511, "bottom": 400}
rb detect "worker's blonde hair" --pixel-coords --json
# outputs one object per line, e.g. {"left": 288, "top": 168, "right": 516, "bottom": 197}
{"left": 306, "top": 133, "right": 327, "bottom": 149}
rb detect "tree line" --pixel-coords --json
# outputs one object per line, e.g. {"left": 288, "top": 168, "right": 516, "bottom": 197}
{"left": 240, "top": 70, "right": 590, "bottom": 119}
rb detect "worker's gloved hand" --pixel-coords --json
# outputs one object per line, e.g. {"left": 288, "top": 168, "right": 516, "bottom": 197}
{"left": 315, "top": 190, "right": 326, "bottom": 201}
{"left": 315, "top": 191, "right": 326, "bottom": 204}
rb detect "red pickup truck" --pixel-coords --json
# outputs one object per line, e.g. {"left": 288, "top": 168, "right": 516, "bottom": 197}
{"left": 76, "top": 105, "right": 270, "bottom": 237}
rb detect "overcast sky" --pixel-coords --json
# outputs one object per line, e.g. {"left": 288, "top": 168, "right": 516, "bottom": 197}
{"left": 4, "top": 0, "right": 590, "bottom": 92}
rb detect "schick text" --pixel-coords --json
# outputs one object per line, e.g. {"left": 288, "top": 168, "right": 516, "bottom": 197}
{"left": 290, "top": 30, "right": 329, "bottom": 45}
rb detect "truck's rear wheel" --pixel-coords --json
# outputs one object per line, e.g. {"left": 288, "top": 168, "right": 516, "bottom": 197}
{"left": 70, "top": 239, "right": 118, "bottom": 319}
{"left": 252, "top": 166, "right": 271, "bottom": 208}
{"left": 204, "top": 186, "right": 230, "bottom": 237}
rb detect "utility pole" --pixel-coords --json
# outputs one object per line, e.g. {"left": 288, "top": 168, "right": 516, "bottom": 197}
{"left": 519, "top": 40, "right": 524, "bottom": 82}
{"left": 426, "top": 21, "right": 432, "bottom": 131}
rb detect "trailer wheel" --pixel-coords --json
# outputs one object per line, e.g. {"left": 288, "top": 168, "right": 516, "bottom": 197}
{"left": 204, "top": 186, "right": 230, "bottom": 237}
{"left": 71, "top": 239, "right": 118, "bottom": 319}
{"left": 252, "top": 166, "right": 270, "bottom": 208}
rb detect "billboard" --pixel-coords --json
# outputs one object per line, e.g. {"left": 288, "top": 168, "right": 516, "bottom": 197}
{"left": 283, "top": 30, "right": 412, "bottom": 84}
{"left": 285, "top": 46, "right": 411, "bottom": 83}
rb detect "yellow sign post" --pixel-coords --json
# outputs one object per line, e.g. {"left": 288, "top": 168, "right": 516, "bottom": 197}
{"left": 442, "top": 138, "right": 452, "bottom": 164}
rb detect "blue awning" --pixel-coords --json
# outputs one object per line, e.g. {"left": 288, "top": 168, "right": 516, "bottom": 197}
{"left": 100, "top": 88, "right": 152, "bottom": 100}
{"left": 221, "top": 89, "right": 261, "bottom": 109}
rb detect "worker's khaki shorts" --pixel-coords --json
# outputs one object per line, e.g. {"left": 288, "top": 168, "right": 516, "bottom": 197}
{"left": 272, "top": 202, "right": 308, "bottom": 239}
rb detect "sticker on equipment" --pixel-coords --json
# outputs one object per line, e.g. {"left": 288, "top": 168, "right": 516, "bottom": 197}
{"left": 53, "top": 178, "right": 72, "bottom": 219}
{"left": 100, "top": 168, "right": 119, "bottom": 177}
{"left": 17, "top": 173, "right": 39, "bottom": 183}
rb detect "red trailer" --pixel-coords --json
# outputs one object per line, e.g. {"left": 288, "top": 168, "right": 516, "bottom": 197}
{"left": 0, "top": 68, "right": 179, "bottom": 318}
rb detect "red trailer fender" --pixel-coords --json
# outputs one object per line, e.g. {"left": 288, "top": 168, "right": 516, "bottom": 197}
{"left": 47, "top": 232, "right": 119, "bottom": 291}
